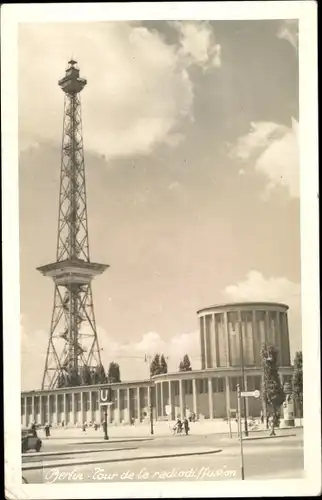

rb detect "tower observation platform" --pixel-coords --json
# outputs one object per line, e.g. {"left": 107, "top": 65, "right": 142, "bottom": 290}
{"left": 38, "top": 60, "right": 108, "bottom": 390}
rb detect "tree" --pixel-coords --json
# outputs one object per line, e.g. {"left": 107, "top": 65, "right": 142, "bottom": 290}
{"left": 57, "top": 372, "right": 67, "bottom": 388}
{"left": 292, "top": 351, "right": 303, "bottom": 417}
{"left": 108, "top": 362, "right": 121, "bottom": 383}
{"left": 92, "top": 364, "right": 108, "bottom": 384}
{"left": 150, "top": 354, "right": 161, "bottom": 376}
{"left": 179, "top": 354, "right": 192, "bottom": 372}
{"left": 160, "top": 354, "right": 168, "bottom": 374}
{"left": 261, "top": 344, "right": 285, "bottom": 434}
{"left": 66, "top": 367, "right": 81, "bottom": 387}
{"left": 80, "top": 366, "right": 92, "bottom": 385}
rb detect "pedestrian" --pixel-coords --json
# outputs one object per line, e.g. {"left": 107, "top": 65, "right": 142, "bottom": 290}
{"left": 269, "top": 414, "right": 276, "bottom": 436}
{"left": 44, "top": 422, "right": 50, "bottom": 438}
{"left": 61, "top": 420, "right": 65, "bottom": 428}
{"left": 176, "top": 418, "right": 183, "bottom": 434}
{"left": 102, "top": 419, "right": 107, "bottom": 438}
{"left": 183, "top": 417, "right": 190, "bottom": 436}
{"left": 260, "top": 410, "right": 264, "bottom": 425}
{"left": 30, "top": 421, "right": 37, "bottom": 436}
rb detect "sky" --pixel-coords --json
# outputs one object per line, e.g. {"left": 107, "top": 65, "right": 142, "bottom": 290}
{"left": 18, "top": 19, "right": 301, "bottom": 391}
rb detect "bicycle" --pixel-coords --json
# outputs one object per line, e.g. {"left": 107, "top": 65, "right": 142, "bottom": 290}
{"left": 172, "top": 425, "right": 183, "bottom": 435}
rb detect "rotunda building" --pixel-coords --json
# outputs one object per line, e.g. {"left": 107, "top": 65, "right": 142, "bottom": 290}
{"left": 21, "top": 302, "right": 293, "bottom": 427}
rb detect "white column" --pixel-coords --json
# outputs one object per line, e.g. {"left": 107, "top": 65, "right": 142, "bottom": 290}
{"left": 179, "top": 379, "right": 184, "bottom": 419}
{"left": 168, "top": 380, "right": 172, "bottom": 419}
{"left": 127, "top": 388, "right": 130, "bottom": 423}
{"left": 212, "top": 313, "right": 218, "bottom": 367}
{"left": 32, "top": 395, "right": 35, "bottom": 423}
{"left": 81, "top": 392, "right": 84, "bottom": 425}
{"left": 72, "top": 392, "right": 75, "bottom": 425}
{"left": 252, "top": 310, "right": 258, "bottom": 365}
{"left": 63, "top": 393, "right": 67, "bottom": 425}
{"left": 116, "top": 389, "right": 121, "bottom": 423}
{"left": 108, "top": 393, "right": 113, "bottom": 424}
{"left": 47, "top": 395, "right": 50, "bottom": 425}
{"left": 40, "top": 395, "right": 43, "bottom": 426}
{"left": 265, "top": 311, "right": 270, "bottom": 344}
{"left": 225, "top": 376, "right": 231, "bottom": 419}
{"left": 155, "top": 384, "right": 159, "bottom": 420}
{"left": 23, "top": 397, "right": 27, "bottom": 427}
{"left": 56, "top": 393, "right": 59, "bottom": 425}
{"left": 89, "top": 391, "right": 93, "bottom": 423}
{"left": 244, "top": 375, "right": 249, "bottom": 420}
{"left": 137, "top": 387, "right": 141, "bottom": 421}
{"left": 160, "top": 382, "right": 164, "bottom": 417}
{"left": 147, "top": 385, "right": 151, "bottom": 408}
{"left": 208, "top": 378, "right": 214, "bottom": 419}
{"left": 276, "top": 312, "right": 282, "bottom": 364}
{"left": 192, "top": 378, "right": 197, "bottom": 416}
{"left": 204, "top": 316, "right": 208, "bottom": 368}
{"left": 224, "top": 312, "right": 230, "bottom": 367}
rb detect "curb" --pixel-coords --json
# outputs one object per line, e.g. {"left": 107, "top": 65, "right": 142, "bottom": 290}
{"left": 243, "top": 433, "right": 297, "bottom": 441}
{"left": 43, "top": 426, "right": 303, "bottom": 441}
{"left": 40, "top": 436, "right": 154, "bottom": 443}
{"left": 22, "top": 446, "right": 138, "bottom": 460}
{"left": 22, "top": 449, "right": 222, "bottom": 471}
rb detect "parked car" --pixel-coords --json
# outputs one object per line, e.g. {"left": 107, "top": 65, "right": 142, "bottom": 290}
{"left": 21, "top": 428, "right": 42, "bottom": 453}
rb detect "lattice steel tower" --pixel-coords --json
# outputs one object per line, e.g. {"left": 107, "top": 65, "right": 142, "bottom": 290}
{"left": 38, "top": 60, "right": 108, "bottom": 390}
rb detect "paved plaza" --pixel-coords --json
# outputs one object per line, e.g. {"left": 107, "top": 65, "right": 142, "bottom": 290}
{"left": 22, "top": 428, "right": 303, "bottom": 483}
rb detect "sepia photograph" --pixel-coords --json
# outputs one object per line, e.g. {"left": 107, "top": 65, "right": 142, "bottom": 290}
{"left": 2, "top": 2, "right": 320, "bottom": 498}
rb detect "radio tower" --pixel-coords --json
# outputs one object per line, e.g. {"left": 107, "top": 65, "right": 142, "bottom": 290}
{"left": 37, "top": 60, "right": 108, "bottom": 390}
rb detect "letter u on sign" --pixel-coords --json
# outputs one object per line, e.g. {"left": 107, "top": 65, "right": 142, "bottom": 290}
{"left": 100, "top": 390, "right": 108, "bottom": 403}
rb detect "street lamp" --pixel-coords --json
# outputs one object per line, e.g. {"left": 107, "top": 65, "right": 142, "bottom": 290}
{"left": 103, "top": 404, "right": 109, "bottom": 440}
{"left": 99, "top": 387, "right": 112, "bottom": 440}
{"left": 145, "top": 354, "right": 154, "bottom": 435}
{"left": 262, "top": 351, "right": 272, "bottom": 429}
{"left": 237, "top": 313, "right": 248, "bottom": 437}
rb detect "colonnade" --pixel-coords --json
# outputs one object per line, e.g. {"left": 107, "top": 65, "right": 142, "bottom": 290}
{"left": 21, "top": 369, "right": 292, "bottom": 427}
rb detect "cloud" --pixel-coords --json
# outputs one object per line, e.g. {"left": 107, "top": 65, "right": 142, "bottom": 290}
{"left": 19, "top": 22, "right": 194, "bottom": 160}
{"left": 98, "top": 328, "right": 200, "bottom": 380}
{"left": 170, "top": 21, "right": 222, "bottom": 70}
{"left": 229, "top": 119, "right": 299, "bottom": 198}
{"left": 222, "top": 270, "right": 301, "bottom": 304}
{"left": 277, "top": 20, "right": 298, "bottom": 52}
{"left": 21, "top": 316, "right": 200, "bottom": 390}
{"left": 222, "top": 270, "right": 301, "bottom": 355}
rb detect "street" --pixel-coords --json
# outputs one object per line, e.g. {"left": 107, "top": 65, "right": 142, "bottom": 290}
{"left": 23, "top": 430, "right": 304, "bottom": 483}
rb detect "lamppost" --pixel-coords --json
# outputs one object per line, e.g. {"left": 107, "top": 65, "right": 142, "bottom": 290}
{"left": 103, "top": 404, "right": 109, "bottom": 440}
{"left": 145, "top": 354, "right": 154, "bottom": 435}
{"left": 99, "top": 387, "right": 112, "bottom": 440}
{"left": 236, "top": 384, "right": 245, "bottom": 480}
{"left": 262, "top": 349, "right": 272, "bottom": 429}
{"left": 237, "top": 312, "right": 248, "bottom": 437}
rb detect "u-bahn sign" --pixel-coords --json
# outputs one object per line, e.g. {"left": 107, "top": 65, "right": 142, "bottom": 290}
{"left": 99, "top": 388, "right": 112, "bottom": 405}
{"left": 241, "top": 390, "right": 260, "bottom": 399}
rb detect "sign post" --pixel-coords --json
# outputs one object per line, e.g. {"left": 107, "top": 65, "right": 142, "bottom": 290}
{"left": 236, "top": 386, "right": 261, "bottom": 479}
{"left": 99, "top": 388, "right": 113, "bottom": 441}
{"left": 241, "top": 390, "right": 260, "bottom": 398}
{"left": 236, "top": 384, "right": 245, "bottom": 480}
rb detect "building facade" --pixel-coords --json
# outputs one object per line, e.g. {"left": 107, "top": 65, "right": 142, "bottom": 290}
{"left": 21, "top": 302, "right": 293, "bottom": 427}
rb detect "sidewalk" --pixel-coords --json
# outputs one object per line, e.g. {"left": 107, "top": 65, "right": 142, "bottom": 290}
{"left": 37, "top": 419, "right": 303, "bottom": 442}
{"left": 22, "top": 445, "right": 222, "bottom": 471}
